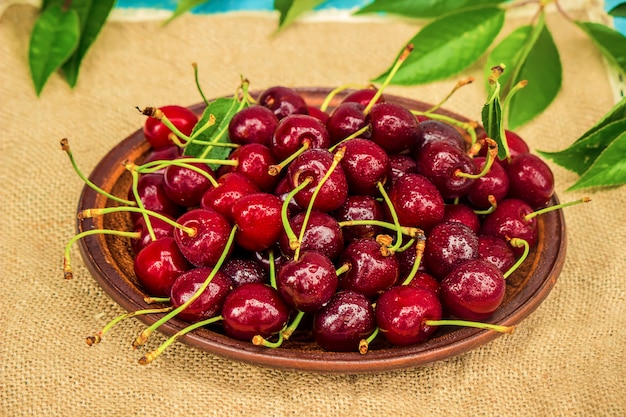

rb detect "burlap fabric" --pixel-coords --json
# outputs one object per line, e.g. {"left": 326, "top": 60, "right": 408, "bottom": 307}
{"left": 1, "top": 3, "right": 625, "bottom": 416}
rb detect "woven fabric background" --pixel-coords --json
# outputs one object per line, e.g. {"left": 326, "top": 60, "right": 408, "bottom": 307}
{"left": 1, "top": 4, "right": 625, "bottom": 416}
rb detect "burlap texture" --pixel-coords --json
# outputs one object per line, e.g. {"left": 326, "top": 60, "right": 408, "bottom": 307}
{"left": 1, "top": 4, "right": 625, "bottom": 416}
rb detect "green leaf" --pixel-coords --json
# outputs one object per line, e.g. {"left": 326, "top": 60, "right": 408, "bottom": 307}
{"left": 183, "top": 97, "right": 245, "bottom": 169}
{"left": 574, "top": 96, "right": 626, "bottom": 143}
{"left": 484, "top": 24, "right": 531, "bottom": 92}
{"left": 28, "top": 6, "right": 80, "bottom": 96}
{"left": 506, "top": 20, "right": 561, "bottom": 129}
{"left": 538, "top": 118, "right": 626, "bottom": 175}
{"left": 608, "top": 2, "right": 626, "bottom": 17}
{"left": 575, "top": 21, "right": 626, "bottom": 74}
{"left": 566, "top": 130, "right": 626, "bottom": 190}
{"left": 353, "top": 0, "right": 506, "bottom": 18}
{"left": 481, "top": 69, "right": 505, "bottom": 159}
{"left": 164, "top": 0, "right": 211, "bottom": 25}
{"left": 372, "top": 6, "right": 505, "bottom": 85}
{"left": 274, "top": 0, "right": 326, "bottom": 32}
{"left": 62, "top": 0, "right": 116, "bottom": 87}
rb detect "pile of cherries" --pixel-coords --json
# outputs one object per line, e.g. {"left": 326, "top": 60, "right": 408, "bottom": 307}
{"left": 68, "top": 80, "right": 573, "bottom": 364}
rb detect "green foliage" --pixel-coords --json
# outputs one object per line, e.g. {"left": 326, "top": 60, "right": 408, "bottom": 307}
{"left": 608, "top": 2, "right": 626, "bottom": 17}
{"left": 274, "top": 0, "right": 327, "bottom": 32}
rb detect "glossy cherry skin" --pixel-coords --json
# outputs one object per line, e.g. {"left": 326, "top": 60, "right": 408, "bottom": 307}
{"left": 173, "top": 208, "right": 233, "bottom": 267}
{"left": 480, "top": 129, "right": 530, "bottom": 165}
{"left": 333, "top": 195, "right": 385, "bottom": 243}
{"left": 200, "top": 172, "right": 260, "bottom": 223}
{"left": 278, "top": 210, "right": 344, "bottom": 261}
{"left": 480, "top": 198, "right": 538, "bottom": 255}
{"left": 221, "top": 257, "right": 268, "bottom": 288}
{"left": 228, "top": 105, "right": 279, "bottom": 147}
{"left": 221, "top": 282, "right": 291, "bottom": 342}
{"left": 257, "top": 86, "right": 308, "bottom": 120}
{"left": 141, "top": 145, "right": 182, "bottom": 170}
{"left": 367, "top": 102, "right": 422, "bottom": 154}
{"left": 406, "top": 271, "right": 441, "bottom": 297}
{"left": 415, "top": 140, "right": 477, "bottom": 200}
{"left": 341, "top": 87, "right": 383, "bottom": 107}
{"left": 313, "top": 290, "right": 376, "bottom": 352}
{"left": 340, "top": 138, "right": 390, "bottom": 196}
{"left": 276, "top": 251, "right": 339, "bottom": 313}
{"left": 375, "top": 286, "right": 442, "bottom": 346}
{"left": 220, "top": 143, "right": 280, "bottom": 192}
{"left": 231, "top": 192, "right": 283, "bottom": 252}
{"left": 440, "top": 259, "right": 506, "bottom": 321}
{"left": 424, "top": 221, "right": 479, "bottom": 280}
{"left": 418, "top": 119, "right": 466, "bottom": 150}
{"left": 477, "top": 235, "right": 516, "bottom": 274}
{"left": 386, "top": 173, "right": 445, "bottom": 232}
{"left": 143, "top": 105, "right": 198, "bottom": 149}
{"left": 307, "top": 105, "right": 329, "bottom": 124}
{"left": 338, "top": 238, "right": 399, "bottom": 299}
{"left": 169, "top": 267, "right": 233, "bottom": 323}
{"left": 443, "top": 203, "right": 480, "bottom": 233}
{"left": 287, "top": 148, "right": 349, "bottom": 213}
{"left": 133, "top": 237, "right": 193, "bottom": 297}
{"left": 467, "top": 156, "right": 509, "bottom": 209}
{"left": 325, "top": 102, "right": 368, "bottom": 145}
{"left": 387, "top": 154, "right": 418, "bottom": 186}
{"left": 270, "top": 114, "right": 331, "bottom": 162}
{"left": 131, "top": 214, "right": 175, "bottom": 254}
{"left": 506, "top": 153, "right": 554, "bottom": 209}
{"left": 130, "top": 173, "right": 184, "bottom": 223}
{"left": 163, "top": 156, "right": 216, "bottom": 207}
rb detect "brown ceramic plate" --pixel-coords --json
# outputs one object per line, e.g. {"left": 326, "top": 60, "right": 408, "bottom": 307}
{"left": 76, "top": 87, "right": 566, "bottom": 373}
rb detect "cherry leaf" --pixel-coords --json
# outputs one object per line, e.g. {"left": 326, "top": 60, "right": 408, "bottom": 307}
{"left": 608, "top": 2, "right": 626, "bottom": 17}
{"left": 574, "top": 96, "right": 626, "bottom": 143}
{"left": 274, "top": 0, "right": 326, "bottom": 32}
{"left": 164, "top": 0, "right": 210, "bottom": 25}
{"left": 353, "top": 0, "right": 506, "bottom": 18}
{"left": 506, "top": 20, "right": 561, "bottom": 129}
{"left": 538, "top": 118, "right": 626, "bottom": 175}
{"left": 61, "top": 0, "right": 115, "bottom": 87}
{"left": 28, "top": 5, "right": 80, "bottom": 96}
{"left": 575, "top": 21, "right": 626, "bottom": 74}
{"left": 566, "top": 130, "right": 626, "bottom": 191}
{"left": 372, "top": 6, "right": 505, "bottom": 85}
{"left": 481, "top": 69, "right": 505, "bottom": 159}
{"left": 183, "top": 97, "right": 246, "bottom": 169}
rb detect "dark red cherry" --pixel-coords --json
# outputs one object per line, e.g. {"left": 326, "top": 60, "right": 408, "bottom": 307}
{"left": 440, "top": 259, "right": 506, "bottom": 321}
{"left": 200, "top": 172, "right": 259, "bottom": 223}
{"left": 221, "top": 283, "right": 291, "bottom": 342}
{"left": 133, "top": 237, "right": 193, "bottom": 297}
{"left": 480, "top": 198, "right": 538, "bottom": 255}
{"left": 231, "top": 192, "right": 283, "bottom": 252}
{"left": 131, "top": 214, "right": 175, "bottom": 254}
{"left": 387, "top": 154, "right": 418, "bottom": 186}
{"left": 220, "top": 143, "right": 280, "bottom": 192}
{"left": 257, "top": 86, "right": 308, "bottom": 120}
{"left": 375, "top": 285, "right": 442, "bottom": 346}
{"left": 506, "top": 153, "right": 554, "bottom": 209}
{"left": 443, "top": 203, "right": 480, "bottom": 233}
{"left": 406, "top": 271, "right": 440, "bottom": 297}
{"left": 143, "top": 105, "right": 198, "bottom": 149}
{"left": 424, "top": 221, "right": 479, "bottom": 280}
{"left": 169, "top": 267, "right": 233, "bottom": 323}
{"left": 278, "top": 210, "right": 344, "bottom": 261}
{"left": 340, "top": 138, "right": 390, "bottom": 196}
{"left": 130, "top": 173, "right": 184, "bottom": 223}
{"left": 333, "top": 195, "right": 385, "bottom": 243}
{"left": 467, "top": 156, "right": 509, "bottom": 209}
{"left": 163, "top": 156, "right": 216, "bottom": 207}
{"left": 228, "top": 105, "right": 279, "bottom": 147}
{"left": 477, "top": 235, "right": 516, "bottom": 274}
{"left": 480, "top": 129, "right": 530, "bottom": 165}
{"left": 338, "top": 238, "right": 399, "bottom": 299}
{"left": 367, "top": 102, "right": 422, "bottom": 154}
{"left": 418, "top": 119, "right": 466, "bottom": 150}
{"left": 221, "top": 257, "right": 268, "bottom": 288}
{"left": 386, "top": 173, "right": 445, "bottom": 232}
{"left": 341, "top": 87, "right": 383, "bottom": 107}
{"left": 270, "top": 114, "right": 331, "bottom": 161}
{"left": 276, "top": 251, "right": 339, "bottom": 313}
{"left": 287, "top": 148, "right": 349, "bottom": 213}
{"left": 141, "top": 145, "right": 182, "bottom": 170}
{"left": 325, "top": 102, "right": 368, "bottom": 145}
{"left": 395, "top": 239, "right": 429, "bottom": 279}
{"left": 307, "top": 105, "right": 329, "bottom": 124}
{"left": 313, "top": 290, "right": 376, "bottom": 352}
{"left": 173, "top": 208, "right": 233, "bottom": 267}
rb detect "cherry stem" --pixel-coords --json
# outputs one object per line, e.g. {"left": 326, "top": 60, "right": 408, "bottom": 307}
{"left": 192, "top": 62, "right": 210, "bottom": 106}
{"left": 132, "top": 225, "right": 238, "bottom": 349}
{"left": 401, "top": 232, "right": 427, "bottom": 286}
{"left": 138, "top": 107, "right": 192, "bottom": 144}
{"left": 181, "top": 140, "right": 239, "bottom": 148}
{"left": 197, "top": 94, "right": 248, "bottom": 160}
{"left": 144, "top": 296, "right": 170, "bottom": 304}
{"left": 410, "top": 111, "right": 479, "bottom": 147}
{"left": 138, "top": 315, "right": 223, "bottom": 365}
{"left": 337, "top": 219, "right": 419, "bottom": 237}
{"left": 376, "top": 181, "right": 403, "bottom": 254}
{"left": 503, "top": 238, "right": 530, "bottom": 279}
{"left": 268, "top": 140, "right": 311, "bottom": 176}
{"left": 425, "top": 77, "right": 475, "bottom": 114}
{"left": 126, "top": 161, "right": 157, "bottom": 241}
{"left": 335, "top": 262, "right": 351, "bottom": 276}
{"left": 86, "top": 306, "right": 173, "bottom": 346}
{"left": 319, "top": 83, "right": 370, "bottom": 112}
{"left": 524, "top": 197, "right": 591, "bottom": 221}
{"left": 281, "top": 310, "right": 305, "bottom": 340}
{"left": 359, "top": 326, "right": 380, "bottom": 354}
{"left": 363, "top": 43, "right": 414, "bottom": 115}
{"left": 455, "top": 138, "right": 497, "bottom": 180}
{"left": 294, "top": 146, "right": 346, "bottom": 261}
{"left": 396, "top": 237, "right": 416, "bottom": 253}
{"left": 424, "top": 319, "right": 514, "bottom": 334}
{"left": 500, "top": 80, "right": 528, "bottom": 163}
{"left": 268, "top": 248, "right": 277, "bottom": 290}
{"left": 60, "top": 139, "right": 136, "bottom": 206}
{"left": 80, "top": 206, "right": 196, "bottom": 237}
{"left": 64, "top": 229, "right": 141, "bottom": 279}
{"left": 472, "top": 195, "right": 498, "bottom": 215}
{"left": 252, "top": 330, "right": 284, "bottom": 348}
{"left": 281, "top": 177, "right": 313, "bottom": 251}
{"left": 328, "top": 124, "right": 371, "bottom": 152}
{"left": 187, "top": 113, "right": 216, "bottom": 144}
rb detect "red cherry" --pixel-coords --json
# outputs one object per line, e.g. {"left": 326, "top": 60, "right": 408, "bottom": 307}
{"left": 133, "top": 237, "right": 192, "bottom": 297}
{"left": 143, "top": 105, "right": 197, "bottom": 149}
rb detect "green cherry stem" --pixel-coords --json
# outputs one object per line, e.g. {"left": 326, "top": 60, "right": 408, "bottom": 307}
{"left": 139, "top": 315, "right": 224, "bottom": 365}
{"left": 268, "top": 248, "right": 278, "bottom": 290}
{"left": 455, "top": 138, "right": 498, "bottom": 180}
{"left": 410, "top": 111, "right": 479, "bottom": 147}
{"left": 132, "top": 225, "right": 238, "bottom": 349}
{"left": 335, "top": 262, "right": 351, "bottom": 276}
{"left": 376, "top": 181, "right": 403, "bottom": 255}
{"left": 281, "top": 310, "right": 306, "bottom": 340}
{"left": 424, "top": 319, "right": 514, "bottom": 334}
{"left": 500, "top": 80, "right": 528, "bottom": 163}
{"left": 192, "top": 62, "right": 210, "bottom": 106}
{"left": 268, "top": 140, "right": 311, "bottom": 176}
{"left": 424, "top": 77, "right": 475, "bottom": 114}
{"left": 252, "top": 329, "right": 284, "bottom": 348}
{"left": 359, "top": 326, "right": 380, "bottom": 354}
{"left": 328, "top": 124, "right": 371, "bottom": 152}
{"left": 503, "top": 238, "right": 530, "bottom": 279}
{"left": 86, "top": 306, "right": 173, "bottom": 346}
{"left": 281, "top": 177, "right": 313, "bottom": 251}
{"left": 60, "top": 139, "right": 136, "bottom": 206}
{"left": 64, "top": 229, "right": 141, "bottom": 279}
{"left": 319, "top": 83, "right": 370, "bottom": 112}
{"left": 125, "top": 161, "right": 157, "bottom": 241}
{"left": 144, "top": 296, "right": 171, "bottom": 304}
{"left": 138, "top": 106, "right": 192, "bottom": 144}
{"left": 524, "top": 197, "right": 591, "bottom": 221}
{"left": 472, "top": 195, "right": 498, "bottom": 215}
{"left": 337, "top": 219, "right": 420, "bottom": 238}
{"left": 401, "top": 232, "right": 427, "bottom": 286}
